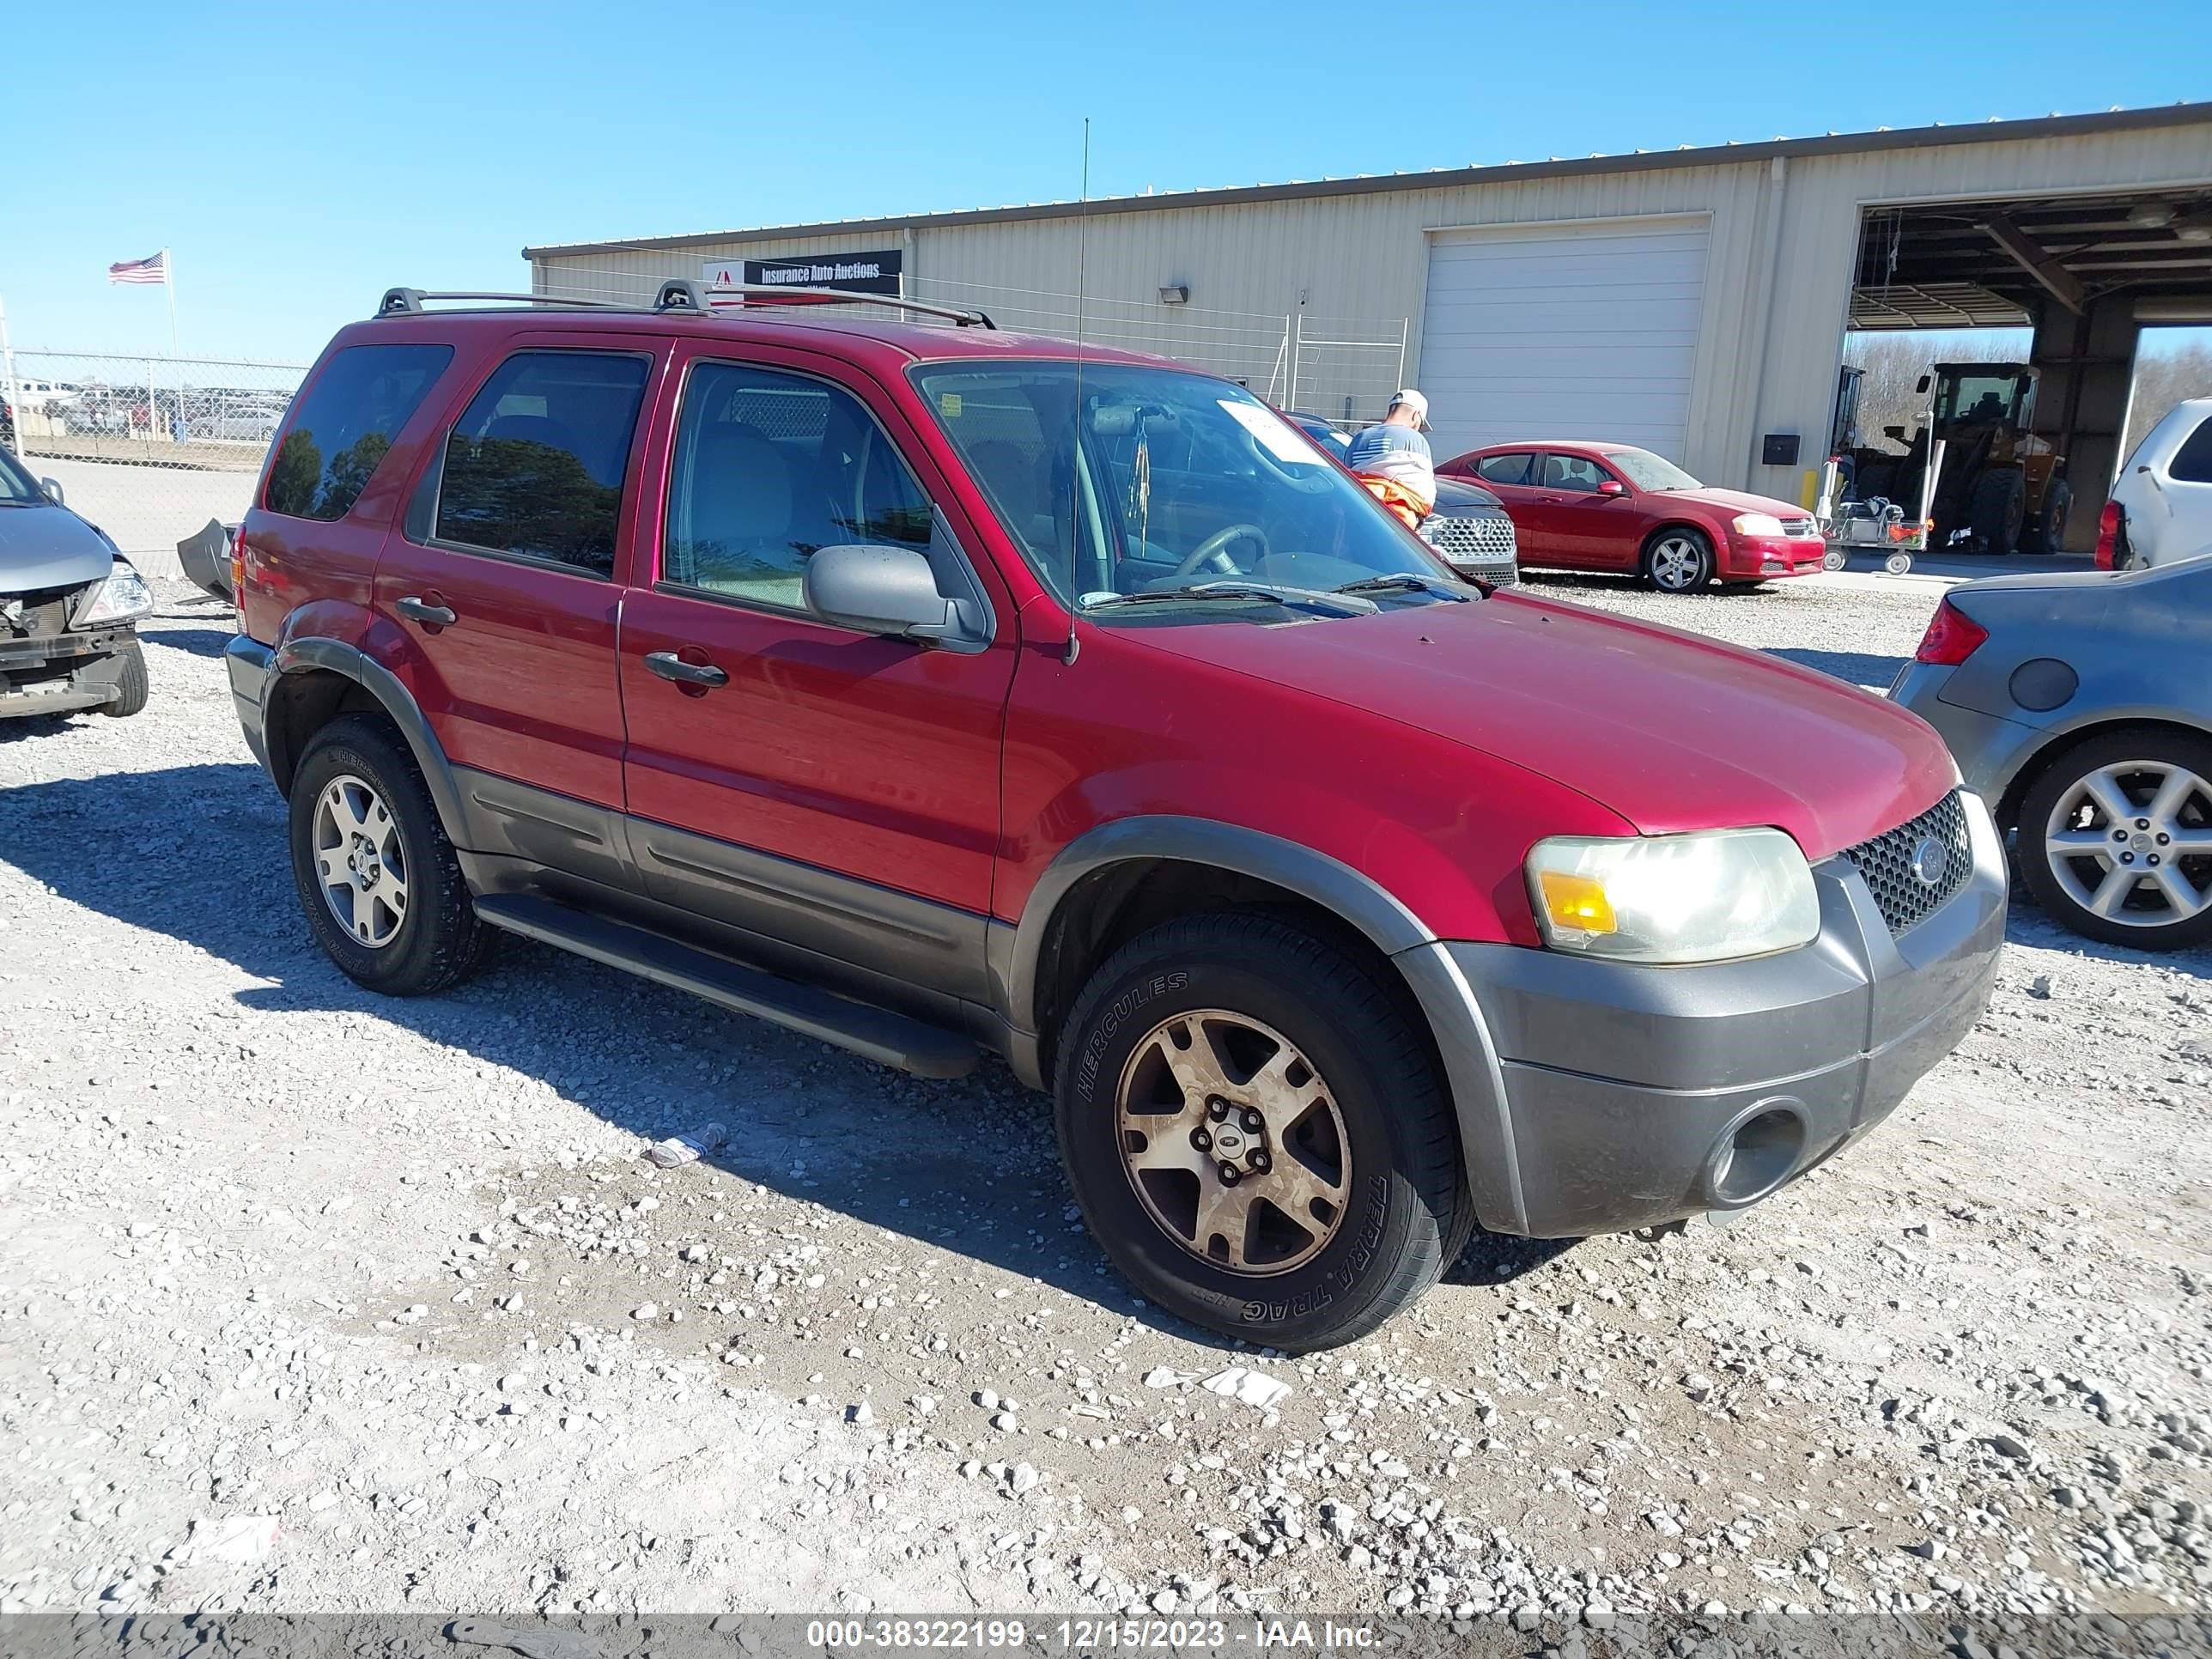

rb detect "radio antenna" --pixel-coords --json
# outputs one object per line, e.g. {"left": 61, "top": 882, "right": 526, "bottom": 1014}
{"left": 1065, "top": 117, "right": 1091, "bottom": 667}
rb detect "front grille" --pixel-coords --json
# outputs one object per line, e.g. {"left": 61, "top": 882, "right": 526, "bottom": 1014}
{"left": 1839, "top": 791, "right": 1970, "bottom": 936}
{"left": 1421, "top": 511, "right": 1518, "bottom": 578}
{"left": 1778, "top": 517, "right": 1817, "bottom": 538}
{"left": 1, "top": 585, "right": 82, "bottom": 642}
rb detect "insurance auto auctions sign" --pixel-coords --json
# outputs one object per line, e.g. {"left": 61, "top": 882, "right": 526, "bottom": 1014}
{"left": 702, "top": 250, "right": 902, "bottom": 307}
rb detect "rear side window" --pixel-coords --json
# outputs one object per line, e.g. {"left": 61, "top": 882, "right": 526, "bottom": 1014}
{"left": 264, "top": 343, "right": 453, "bottom": 520}
{"left": 1474, "top": 452, "right": 1534, "bottom": 485}
{"left": 434, "top": 350, "right": 651, "bottom": 576}
{"left": 2171, "top": 415, "right": 2212, "bottom": 484}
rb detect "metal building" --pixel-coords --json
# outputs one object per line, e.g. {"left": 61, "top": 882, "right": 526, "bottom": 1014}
{"left": 526, "top": 103, "right": 2212, "bottom": 550}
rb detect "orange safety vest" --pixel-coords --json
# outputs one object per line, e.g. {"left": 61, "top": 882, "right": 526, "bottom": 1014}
{"left": 1357, "top": 472, "right": 1431, "bottom": 531}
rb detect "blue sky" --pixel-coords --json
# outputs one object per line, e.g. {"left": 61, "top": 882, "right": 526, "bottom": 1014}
{"left": 6, "top": 1, "right": 2205, "bottom": 363}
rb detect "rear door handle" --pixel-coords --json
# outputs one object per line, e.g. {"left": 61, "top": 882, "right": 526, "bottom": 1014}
{"left": 395, "top": 596, "right": 457, "bottom": 627}
{"left": 645, "top": 650, "right": 729, "bottom": 688}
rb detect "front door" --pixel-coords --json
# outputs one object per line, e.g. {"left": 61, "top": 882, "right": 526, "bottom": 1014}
{"left": 1529, "top": 451, "right": 1631, "bottom": 568}
{"left": 616, "top": 343, "right": 1018, "bottom": 1002}
{"left": 374, "top": 337, "right": 662, "bottom": 888}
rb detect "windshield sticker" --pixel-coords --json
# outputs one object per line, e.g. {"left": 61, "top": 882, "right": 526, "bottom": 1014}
{"left": 938, "top": 392, "right": 963, "bottom": 418}
{"left": 1218, "top": 399, "right": 1319, "bottom": 465}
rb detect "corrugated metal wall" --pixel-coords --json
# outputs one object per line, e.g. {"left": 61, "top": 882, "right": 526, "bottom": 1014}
{"left": 532, "top": 122, "right": 2212, "bottom": 492}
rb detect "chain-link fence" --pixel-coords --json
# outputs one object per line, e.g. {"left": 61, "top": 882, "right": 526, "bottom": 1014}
{"left": 3, "top": 349, "right": 306, "bottom": 567}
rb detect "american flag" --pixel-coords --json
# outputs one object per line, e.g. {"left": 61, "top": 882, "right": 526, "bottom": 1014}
{"left": 108, "top": 252, "right": 167, "bottom": 286}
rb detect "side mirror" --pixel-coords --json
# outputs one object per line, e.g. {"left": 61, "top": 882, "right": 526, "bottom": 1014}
{"left": 40, "top": 477, "right": 64, "bottom": 505}
{"left": 805, "top": 544, "right": 980, "bottom": 648}
{"left": 1595, "top": 479, "right": 1627, "bottom": 498}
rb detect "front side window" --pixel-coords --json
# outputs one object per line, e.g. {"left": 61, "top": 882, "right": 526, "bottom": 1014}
{"left": 663, "top": 361, "right": 932, "bottom": 610}
{"left": 265, "top": 343, "right": 453, "bottom": 521}
{"left": 1474, "top": 452, "right": 1534, "bottom": 486}
{"left": 911, "top": 362, "right": 1450, "bottom": 621}
{"left": 1541, "top": 453, "right": 1614, "bottom": 493}
{"left": 434, "top": 350, "right": 650, "bottom": 575}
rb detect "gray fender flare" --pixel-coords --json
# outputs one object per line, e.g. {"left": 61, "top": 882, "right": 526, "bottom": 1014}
{"left": 999, "top": 815, "right": 1525, "bottom": 1233}
{"left": 266, "top": 637, "right": 469, "bottom": 838}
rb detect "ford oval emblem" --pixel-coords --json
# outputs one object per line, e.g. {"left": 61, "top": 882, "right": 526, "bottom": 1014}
{"left": 1910, "top": 836, "right": 1950, "bottom": 888}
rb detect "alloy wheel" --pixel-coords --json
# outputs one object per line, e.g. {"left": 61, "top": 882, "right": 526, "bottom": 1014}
{"left": 2041, "top": 759, "right": 2212, "bottom": 928}
{"left": 1650, "top": 536, "right": 1705, "bottom": 591}
{"left": 312, "top": 774, "right": 410, "bottom": 948}
{"left": 1115, "top": 1010, "right": 1351, "bottom": 1275}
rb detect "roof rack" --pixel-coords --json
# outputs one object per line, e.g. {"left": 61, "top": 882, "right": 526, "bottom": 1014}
{"left": 374, "top": 281, "right": 995, "bottom": 329}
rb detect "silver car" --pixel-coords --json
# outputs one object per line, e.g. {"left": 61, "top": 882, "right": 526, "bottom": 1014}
{"left": 1891, "top": 556, "right": 2212, "bottom": 951}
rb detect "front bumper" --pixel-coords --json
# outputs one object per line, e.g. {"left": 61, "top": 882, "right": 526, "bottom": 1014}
{"left": 1724, "top": 534, "right": 1828, "bottom": 579}
{"left": 1404, "top": 792, "right": 2006, "bottom": 1237}
{"left": 0, "top": 621, "right": 136, "bottom": 718}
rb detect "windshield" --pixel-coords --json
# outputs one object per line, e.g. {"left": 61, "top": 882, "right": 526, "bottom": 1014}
{"left": 1603, "top": 448, "right": 1701, "bottom": 492}
{"left": 910, "top": 362, "right": 1451, "bottom": 616}
{"left": 0, "top": 446, "right": 46, "bottom": 504}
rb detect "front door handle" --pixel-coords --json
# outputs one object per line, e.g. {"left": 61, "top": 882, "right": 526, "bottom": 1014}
{"left": 644, "top": 650, "right": 729, "bottom": 689}
{"left": 395, "top": 595, "right": 458, "bottom": 627}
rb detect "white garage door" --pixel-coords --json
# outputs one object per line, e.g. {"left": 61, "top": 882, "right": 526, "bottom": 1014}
{"left": 1416, "top": 217, "right": 1710, "bottom": 464}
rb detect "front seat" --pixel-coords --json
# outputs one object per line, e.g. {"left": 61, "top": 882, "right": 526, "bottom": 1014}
{"left": 678, "top": 422, "right": 798, "bottom": 599}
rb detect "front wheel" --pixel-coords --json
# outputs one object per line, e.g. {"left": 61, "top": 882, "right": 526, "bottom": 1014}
{"left": 1643, "top": 528, "right": 1715, "bottom": 592}
{"left": 2018, "top": 731, "right": 2212, "bottom": 951}
{"left": 1054, "top": 914, "right": 1466, "bottom": 1352}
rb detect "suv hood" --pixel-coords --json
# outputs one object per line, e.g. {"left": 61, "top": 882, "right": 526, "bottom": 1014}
{"left": 0, "top": 503, "right": 117, "bottom": 592}
{"left": 1433, "top": 477, "right": 1504, "bottom": 513}
{"left": 1139, "top": 593, "right": 1954, "bottom": 859}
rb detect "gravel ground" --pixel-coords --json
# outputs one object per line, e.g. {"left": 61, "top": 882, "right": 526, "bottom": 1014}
{"left": 2, "top": 574, "right": 2208, "bottom": 1636}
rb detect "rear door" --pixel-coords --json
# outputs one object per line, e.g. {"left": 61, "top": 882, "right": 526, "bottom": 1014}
{"left": 613, "top": 340, "right": 1018, "bottom": 1002}
{"left": 1462, "top": 450, "right": 1547, "bottom": 553}
{"left": 375, "top": 336, "right": 663, "bottom": 889}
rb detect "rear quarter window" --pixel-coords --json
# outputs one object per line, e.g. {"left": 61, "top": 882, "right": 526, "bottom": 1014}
{"left": 2169, "top": 414, "right": 2212, "bottom": 484}
{"left": 264, "top": 343, "right": 453, "bottom": 521}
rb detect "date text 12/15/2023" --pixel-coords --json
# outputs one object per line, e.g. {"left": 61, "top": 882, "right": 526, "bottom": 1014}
{"left": 801, "top": 1621, "right": 1378, "bottom": 1650}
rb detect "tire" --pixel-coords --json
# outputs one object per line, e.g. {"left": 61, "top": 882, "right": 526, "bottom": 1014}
{"left": 1968, "top": 468, "right": 2027, "bottom": 556}
{"left": 1642, "top": 527, "right": 1715, "bottom": 592}
{"left": 288, "top": 713, "right": 489, "bottom": 995}
{"left": 94, "top": 641, "right": 149, "bottom": 717}
{"left": 2016, "top": 729, "right": 2212, "bottom": 952}
{"left": 1054, "top": 913, "right": 1465, "bottom": 1352}
{"left": 2021, "top": 479, "right": 2072, "bottom": 555}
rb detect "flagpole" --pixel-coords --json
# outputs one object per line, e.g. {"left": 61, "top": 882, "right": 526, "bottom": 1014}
{"left": 165, "top": 249, "right": 178, "bottom": 357}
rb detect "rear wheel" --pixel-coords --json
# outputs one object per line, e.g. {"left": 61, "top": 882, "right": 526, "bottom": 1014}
{"left": 1054, "top": 914, "right": 1465, "bottom": 1352}
{"left": 2018, "top": 731, "right": 2212, "bottom": 951}
{"left": 1643, "top": 528, "right": 1714, "bottom": 592}
{"left": 289, "top": 714, "right": 489, "bottom": 994}
{"left": 1969, "top": 468, "right": 2027, "bottom": 556}
{"left": 2021, "top": 479, "right": 2072, "bottom": 555}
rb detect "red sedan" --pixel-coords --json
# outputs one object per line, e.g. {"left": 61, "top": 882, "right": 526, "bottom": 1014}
{"left": 1437, "top": 441, "right": 1827, "bottom": 592}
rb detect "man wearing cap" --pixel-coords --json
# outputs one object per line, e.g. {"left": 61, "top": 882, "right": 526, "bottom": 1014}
{"left": 1343, "top": 389, "right": 1437, "bottom": 529}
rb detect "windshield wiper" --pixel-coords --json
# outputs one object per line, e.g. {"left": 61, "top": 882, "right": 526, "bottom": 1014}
{"left": 1333, "top": 573, "right": 1471, "bottom": 603}
{"left": 1080, "top": 580, "right": 1376, "bottom": 616}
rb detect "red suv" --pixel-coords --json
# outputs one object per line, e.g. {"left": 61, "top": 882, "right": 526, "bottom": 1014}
{"left": 222, "top": 283, "right": 2004, "bottom": 1350}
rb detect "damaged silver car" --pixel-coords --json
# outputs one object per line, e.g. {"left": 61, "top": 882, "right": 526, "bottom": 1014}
{"left": 0, "top": 452, "right": 152, "bottom": 720}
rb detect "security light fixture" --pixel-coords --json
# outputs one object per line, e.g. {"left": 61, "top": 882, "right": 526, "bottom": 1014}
{"left": 1158, "top": 284, "right": 1189, "bottom": 305}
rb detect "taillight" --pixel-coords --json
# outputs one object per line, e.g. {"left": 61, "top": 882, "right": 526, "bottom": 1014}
{"left": 228, "top": 523, "right": 249, "bottom": 628}
{"left": 1914, "top": 599, "right": 1988, "bottom": 666}
{"left": 2094, "top": 499, "right": 2122, "bottom": 569}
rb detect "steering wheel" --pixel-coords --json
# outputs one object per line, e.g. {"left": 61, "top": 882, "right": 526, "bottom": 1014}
{"left": 1171, "top": 523, "right": 1269, "bottom": 580}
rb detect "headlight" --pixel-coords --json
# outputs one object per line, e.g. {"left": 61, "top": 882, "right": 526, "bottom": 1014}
{"left": 73, "top": 560, "right": 154, "bottom": 628}
{"left": 1526, "top": 827, "right": 1820, "bottom": 963}
{"left": 1731, "top": 512, "right": 1785, "bottom": 538}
